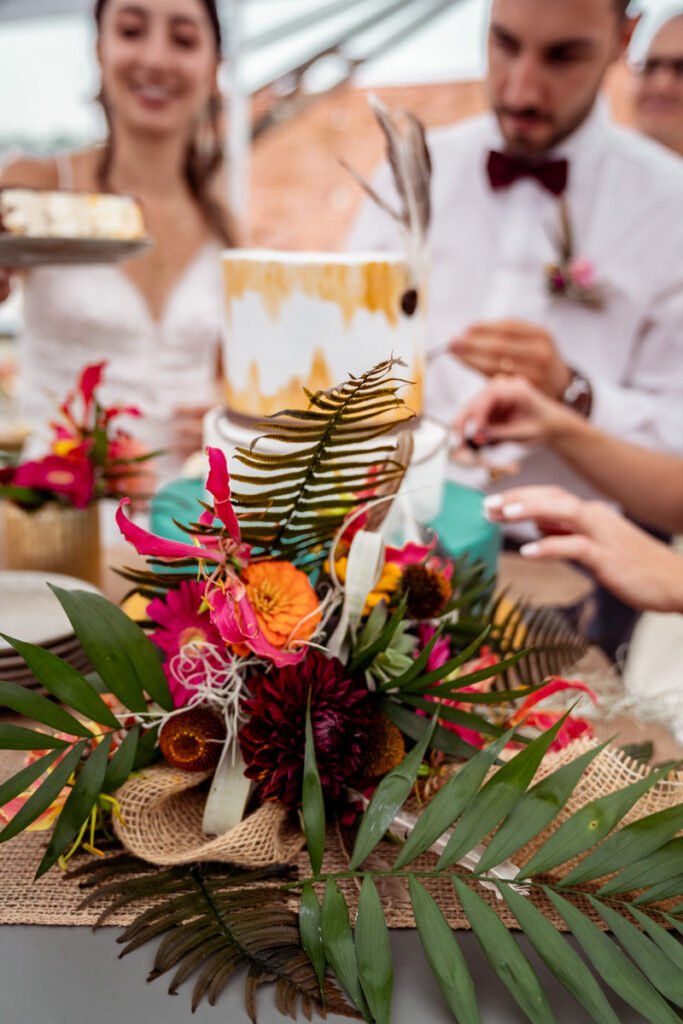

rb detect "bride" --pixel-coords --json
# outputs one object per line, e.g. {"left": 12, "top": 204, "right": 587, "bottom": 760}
{"left": 0, "top": 0, "right": 235, "bottom": 477}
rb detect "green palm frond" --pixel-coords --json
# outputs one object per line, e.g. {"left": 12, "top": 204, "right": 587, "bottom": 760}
{"left": 0, "top": 587, "right": 170, "bottom": 876}
{"left": 299, "top": 721, "right": 683, "bottom": 1024}
{"left": 71, "top": 854, "right": 360, "bottom": 1022}
{"left": 231, "top": 359, "right": 414, "bottom": 564}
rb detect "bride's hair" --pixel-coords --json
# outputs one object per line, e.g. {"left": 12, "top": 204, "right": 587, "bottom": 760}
{"left": 93, "top": 0, "right": 235, "bottom": 246}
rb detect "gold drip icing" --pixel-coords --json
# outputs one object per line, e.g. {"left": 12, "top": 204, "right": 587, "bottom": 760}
{"left": 224, "top": 345, "right": 424, "bottom": 420}
{"left": 222, "top": 257, "right": 411, "bottom": 327}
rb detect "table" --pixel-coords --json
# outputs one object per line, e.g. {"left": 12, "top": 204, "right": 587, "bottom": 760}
{"left": 0, "top": 550, "right": 680, "bottom": 1024}
{"left": 0, "top": 926, "right": 653, "bottom": 1023}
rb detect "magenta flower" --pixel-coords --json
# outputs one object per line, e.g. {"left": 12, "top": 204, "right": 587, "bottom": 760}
{"left": 418, "top": 623, "right": 452, "bottom": 676}
{"left": 13, "top": 455, "right": 95, "bottom": 508}
{"left": 118, "top": 446, "right": 304, "bottom": 668}
{"left": 148, "top": 580, "right": 225, "bottom": 707}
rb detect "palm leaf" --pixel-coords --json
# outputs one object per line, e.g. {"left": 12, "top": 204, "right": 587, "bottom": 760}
{"left": 296, "top": 732, "right": 683, "bottom": 1024}
{"left": 230, "top": 359, "right": 414, "bottom": 564}
{"left": 0, "top": 589, "right": 176, "bottom": 862}
{"left": 71, "top": 855, "right": 359, "bottom": 1022}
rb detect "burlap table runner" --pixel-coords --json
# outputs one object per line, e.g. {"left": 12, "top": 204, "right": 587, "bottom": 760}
{"left": 3, "top": 736, "right": 683, "bottom": 931}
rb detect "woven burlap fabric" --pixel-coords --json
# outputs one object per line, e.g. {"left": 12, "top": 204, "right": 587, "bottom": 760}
{"left": 2, "top": 740, "right": 683, "bottom": 930}
{"left": 112, "top": 765, "right": 306, "bottom": 868}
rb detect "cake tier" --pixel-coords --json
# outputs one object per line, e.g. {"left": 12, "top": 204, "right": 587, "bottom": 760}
{"left": 220, "top": 250, "right": 425, "bottom": 421}
{"left": 0, "top": 189, "right": 146, "bottom": 240}
{"left": 204, "top": 408, "right": 447, "bottom": 525}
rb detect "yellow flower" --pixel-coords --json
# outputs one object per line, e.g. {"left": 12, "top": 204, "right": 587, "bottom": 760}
{"left": 51, "top": 437, "right": 82, "bottom": 458}
{"left": 333, "top": 557, "right": 403, "bottom": 615}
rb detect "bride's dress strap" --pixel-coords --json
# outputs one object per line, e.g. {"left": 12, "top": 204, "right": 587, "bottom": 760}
{"left": 55, "top": 151, "right": 75, "bottom": 191}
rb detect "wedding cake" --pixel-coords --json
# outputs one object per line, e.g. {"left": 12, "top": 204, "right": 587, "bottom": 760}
{"left": 204, "top": 248, "right": 448, "bottom": 524}
{"left": 0, "top": 189, "right": 146, "bottom": 240}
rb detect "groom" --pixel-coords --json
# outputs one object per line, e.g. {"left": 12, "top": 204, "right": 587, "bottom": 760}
{"left": 349, "top": 0, "right": 683, "bottom": 657}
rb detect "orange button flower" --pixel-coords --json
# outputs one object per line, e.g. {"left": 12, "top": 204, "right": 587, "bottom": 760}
{"left": 240, "top": 561, "right": 321, "bottom": 651}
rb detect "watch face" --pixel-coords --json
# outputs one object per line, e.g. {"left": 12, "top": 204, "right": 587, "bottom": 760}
{"left": 563, "top": 373, "right": 592, "bottom": 416}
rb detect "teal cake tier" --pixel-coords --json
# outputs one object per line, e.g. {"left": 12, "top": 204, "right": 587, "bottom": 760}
{"left": 150, "top": 478, "right": 501, "bottom": 580}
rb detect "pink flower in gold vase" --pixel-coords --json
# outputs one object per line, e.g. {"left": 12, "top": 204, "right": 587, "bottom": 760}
{"left": 13, "top": 454, "right": 95, "bottom": 508}
{"left": 104, "top": 430, "right": 155, "bottom": 499}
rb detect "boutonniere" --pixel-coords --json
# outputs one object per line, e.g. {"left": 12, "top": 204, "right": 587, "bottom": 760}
{"left": 545, "top": 199, "right": 605, "bottom": 310}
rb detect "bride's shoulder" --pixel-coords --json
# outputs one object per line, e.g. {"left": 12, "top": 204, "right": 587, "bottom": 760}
{"left": 0, "top": 148, "right": 99, "bottom": 190}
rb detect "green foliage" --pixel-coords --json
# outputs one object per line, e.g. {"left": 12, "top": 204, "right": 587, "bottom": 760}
{"left": 0, "top": 588, "right": 171, "bottom": 872}
{"left": 70, "top": 855, "right": 360, "bottom": 1022}
{"left": 297, "top": 727, "right": 683, "bottom": 1024}
{"left": 451, "top": 589, "right": 589, "bottom": 689}
{"left": 230, "top": 359, "right": 414, "bottom": 564}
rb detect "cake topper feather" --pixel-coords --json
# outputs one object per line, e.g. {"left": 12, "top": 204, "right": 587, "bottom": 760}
{"left": 343, "top": 93, "right": 432, "bottom": 293}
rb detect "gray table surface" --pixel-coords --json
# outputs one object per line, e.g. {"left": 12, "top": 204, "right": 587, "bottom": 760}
{"left": 0, "top": 924, "right": 652, "bottom": 1023}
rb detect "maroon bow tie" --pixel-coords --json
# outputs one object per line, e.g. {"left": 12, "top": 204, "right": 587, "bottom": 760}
{"left": 487, "top": 150, "right": 569, "bottom": 197}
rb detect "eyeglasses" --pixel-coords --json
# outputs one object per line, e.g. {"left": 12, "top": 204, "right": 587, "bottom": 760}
{"left": 637, "top": 56, "right": 683, "bottom": 78}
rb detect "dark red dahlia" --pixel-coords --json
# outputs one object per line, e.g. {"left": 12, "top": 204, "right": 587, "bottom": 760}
{"left": 238, "top": 650, "right": 374, "bottom": 809}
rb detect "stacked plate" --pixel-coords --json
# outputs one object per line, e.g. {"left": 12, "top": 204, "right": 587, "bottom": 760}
{"left": 0, "top": 571, "right": 102, "bottom": 689}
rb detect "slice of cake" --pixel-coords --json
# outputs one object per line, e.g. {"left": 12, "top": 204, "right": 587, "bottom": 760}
{"left": 0, "top": 188, "right": 146, "bottom": 241}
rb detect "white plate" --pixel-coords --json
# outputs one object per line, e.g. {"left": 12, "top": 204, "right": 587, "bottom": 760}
{"left": 0, "top": 234, "right": 152, "bottom": 267}
{"left": 0, "top": 571, "right": 102, "bottom": 649}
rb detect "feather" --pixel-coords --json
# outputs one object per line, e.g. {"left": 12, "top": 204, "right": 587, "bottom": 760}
{"left": 346, "top": 94, "right": 432, "bottom": 288}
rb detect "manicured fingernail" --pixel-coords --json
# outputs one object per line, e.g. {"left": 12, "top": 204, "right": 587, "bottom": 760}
{"left": 502, "top": 502, "right": 525, "bottom": 517}
{"left": 483, "top": 495, "right": 503, "bottom": 511}
{"left": 520, "top": 542, "right": 540, "bottom": 558}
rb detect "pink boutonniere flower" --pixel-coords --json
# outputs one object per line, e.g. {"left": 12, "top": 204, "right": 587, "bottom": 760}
{"left": 545, "top": 200, "right": 606, "bottom": 310}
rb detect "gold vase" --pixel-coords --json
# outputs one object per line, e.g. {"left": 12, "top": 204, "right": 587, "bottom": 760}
{"left": 0, "top": 500, "right": 101, "bottom": 587}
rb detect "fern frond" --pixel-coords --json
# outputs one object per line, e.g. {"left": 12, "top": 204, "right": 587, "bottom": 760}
{"left": 231, "top": 359, "right": 414, "bottom": 564}
{"left": 73, "top": 855, "right": 360, "bottom": 1021}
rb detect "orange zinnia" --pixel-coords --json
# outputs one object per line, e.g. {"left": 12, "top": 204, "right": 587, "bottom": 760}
{"left": 241, "top": 561, "right": 321, "bottom": 651}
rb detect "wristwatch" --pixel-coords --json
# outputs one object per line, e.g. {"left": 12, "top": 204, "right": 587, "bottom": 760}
{"left": 561, "top": 367, "right": 593, "bottom": 418}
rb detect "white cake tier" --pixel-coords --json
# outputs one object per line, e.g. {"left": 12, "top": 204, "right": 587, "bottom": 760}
{"left": 204, "top": 409, "right": 448, "bottom": 525}
{"left": 220, "top": 249, "right": 426, "bottom": 421}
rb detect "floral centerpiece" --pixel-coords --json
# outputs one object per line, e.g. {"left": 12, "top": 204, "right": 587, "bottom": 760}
{"left": 0, "top": 361, "right": 154, "bottom": 582}
{"left": 0, "top": 361, "right": 682, "bottom": 1024}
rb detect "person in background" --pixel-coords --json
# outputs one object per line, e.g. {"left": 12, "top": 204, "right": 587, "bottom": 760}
{"left": 483, "top": 482, "right": 683, "bottom": 615}
{"left": 0, "top": 0, "right": 234, "bottom": 477}
{"left": 455, "top": 373, "right": 683, "bottom": 537}
{"left": 456, "top": 374, "right": 683, "bottom": 637}
{"left": 631, "top": 6, "right": 683, "bottom": 156}
{"left": 350, "top": 0, "right": 683, "bottom": 495}
{"left": 350, "top": 0, "right": 683, "bottom": 658}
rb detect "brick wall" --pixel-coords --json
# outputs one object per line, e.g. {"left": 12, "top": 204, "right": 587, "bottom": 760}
{"left": 248, "top": 62, "right": 634, "bottom": 250}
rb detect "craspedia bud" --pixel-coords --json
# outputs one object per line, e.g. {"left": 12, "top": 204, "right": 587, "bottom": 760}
{"left": 401, "top": 563, "right": 451, "bottom": 619}
{"left": 159, "top": 707, "right": 226, "bottom": 773}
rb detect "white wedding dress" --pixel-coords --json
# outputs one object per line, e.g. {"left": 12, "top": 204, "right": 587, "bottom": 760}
{"left": 18, "top": 153, "right": 224, "bottom": 483}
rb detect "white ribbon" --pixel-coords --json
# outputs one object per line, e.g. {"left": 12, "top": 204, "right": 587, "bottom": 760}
{"left": 326, "top": 529, "right": 386, "bottom": 659}
{"left": 202, "top": 742, "right": 252, "bottom": 835}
